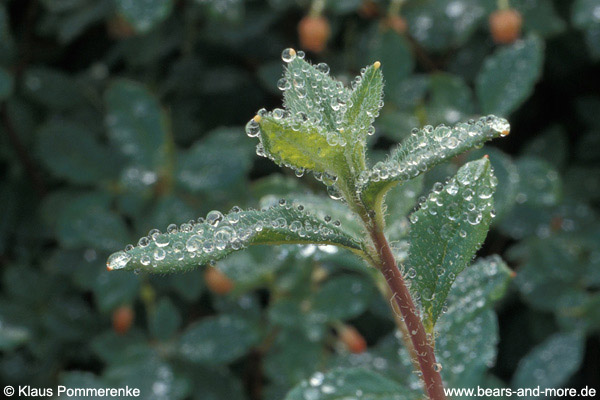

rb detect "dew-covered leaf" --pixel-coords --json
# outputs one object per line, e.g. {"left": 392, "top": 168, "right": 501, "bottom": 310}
{"left": 178, "top": 314, "right": 260, "bottom": 365}
{"left": 36, "top": 121, "right": 120, "bottom": 185}
{"left": 107, "top": 204, "right": 362, "bottom": 274}
{"left": 359, "top": 115, "right": 508, "bottom": 211}
{"left": 344, "top": 61, "right": 383, "bottom": 140}
{"left": 408, "top": 256, "right": 511, "bottom": 387}
{"left": 476, "top": 36, "right": 544, "bottom": 116}
{"left": 511, "top": 331, "right": 585, "bottom": 396}
{"left": 407, "top": 158, "right": 497, "bottom": 330}
{"left": 260, "top": 193, "right": 363, "bottom": 239}
{"left": 115, "top": 0, "right": 174, "bottom": 34}
{"left": 253, "top": 114, "right": 345, "bottom": 176}
{"left": 105, "top": 79, "right": 169, "bottom": 171}
{"left": 284, "top": 368, "right": 418, "bottom": 400}
{"left": 442, "top": 255, "right": 512, "bottom": 328}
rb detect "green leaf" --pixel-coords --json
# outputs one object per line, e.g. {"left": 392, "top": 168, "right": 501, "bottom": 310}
{"left": 176, "top": 127, "right": 254, "bottom": 193}
{"left": 57, "top": 193, "right": 130, "bottom": 252}
{"left": 360, "top": 115, "right": 509, "bottom": 211}
{"left": 519, "top": 0, "right": 566, "bottom": 38}
{"left": 343, "top": 61, "right": 383, "bottom": 159}
{"left": 437, "top": 309, "right": 499, "bottom": 388}
{"left": 105, "top": 350, "right": 190, "bottom": 400}
{"left": 572, "top": 0, "right": 600, "bottom": 29}
{"left": 476, "top": 36, "right": 544, "bottom": 116}
{"left": 178, "top": 315, "right": 260, "bottom": 365}
{"left": 0, "top": 320, "right": 29, "bottom": 351}
{"left": 254, "top": 114, "right": 344, "bottom": 176}
{"left": 36, "top": 121, "right": 120, "bottom": 185}
{"left": 149, "top": 298, "right": 181, "bottom": 341}
{"left": 107, "top": 204, "right": 362, "bottom": 274}
{"left": 407, "top": 158, "right": 497, "bottom": 330}
{"left": 115, "top": 0, "right": 174, "bottom": 34}
{"left": 426, "top": 73, "right": 475, "bottom": 126}
{"left": 56, "top": 371, "right": 106, "bottom": 399}
{"left": 442, "top": 255, "right": 512, "bottom": 328}
{"left": 404, "top": 0, "right": 487, "bottom": 51}
{"left": 264, "top": 329, "right": 324, "bottom": 385}
{"left": 23, "top": 67, "right": 85, "bottom": 110}
{"left": 93, "top": 271, "right": 139, "bottom": 313}
{"left": 311, "top": 275, "right": 375, "bottom": 321}
{"left": 285, "top": 368, "right": 418, "bottom": 400}
{"left": 511, "top": 331, "right": 585, "bottom": 396}
{"left": 513, "top": 157, "right": 562, "bottom": 207}
{"left": 251, "top": 53, "right": 377, "bottom": 184}
{"left": 522, "top": 125, "right": 568, "bottom": 169}
{"left": 105, "top": 79, "right": 169, "bottom": 171}
{"left": 0, "top": 66, "right": 13, "bottom": 100}
{"left": 434, "top": 256, "right": 512, "bottom": 387}
{"left": 368, "top": 28, "right": 414, "bottom": 90}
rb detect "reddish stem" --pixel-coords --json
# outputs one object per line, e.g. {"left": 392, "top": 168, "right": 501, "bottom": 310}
{"left": 370, "top": 228, "right": 446, "bottom": 400}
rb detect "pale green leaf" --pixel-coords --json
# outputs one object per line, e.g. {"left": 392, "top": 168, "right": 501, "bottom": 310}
{"left": 407, "top": 158, "right": 497, "bottom": 330}
{"left": 256, "top": 114, "right": 344, "bottom": 176}
{"left": 284, "top": 368, "right": 418, "bottom": 400}
{"left": 107, "top": 204, "right": 362, "bottom": 274}
{"left": 344, "top": 62, "right": 384, "bottom": 138}
{"left": 360, "top": 115, "right": 509, "bottom": 210}
{"left": 476, "top": 36, "right": 544, "bottom": 116}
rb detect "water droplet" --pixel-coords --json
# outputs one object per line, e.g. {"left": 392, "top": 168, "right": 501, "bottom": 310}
{"left": 281, "top": 48, "right": 297, "bottom": 63}
{"left": 107, "top": 251, "right": 131, "bottom": 270}
{"left": 206, "top": 210, "right": 224, "bottom": 227}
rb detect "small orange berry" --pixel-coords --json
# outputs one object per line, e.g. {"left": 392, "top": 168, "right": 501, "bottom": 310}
{"left": 489, "top": 9, "right": 522, "bottom": 44}
{"left": 112, "top": 305, "right": 134, "bottom": 335}
{"left": 339, "top": 325, "right": 367, "bottom": 354}
{"left": 383, "top": 15, "right": 408, "bottom": 35}
{"left": 205, "top": 267, "right": 235, "bottom": 295}
{"left": 106, "top": 15, "right": 136, "bottom": 39}
{"left": 359, "top": 0, "right": 380, "bottom": 19}
{"left": 298, "top": 15, "right": 331, "bottom": 53}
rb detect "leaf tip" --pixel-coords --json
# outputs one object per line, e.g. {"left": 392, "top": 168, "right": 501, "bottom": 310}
{"left": 483, "top": 154, "right": 489, "bottom": 159}
{"left": 253, "top": 114, "right": 262, "bottom": 123}
{"left": 373, "top": 61, "right": 381, "bottom": 70}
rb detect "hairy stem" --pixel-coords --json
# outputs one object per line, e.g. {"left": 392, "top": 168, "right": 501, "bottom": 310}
{"left": 369, "top": 228, "right": 446, "bottom": 400}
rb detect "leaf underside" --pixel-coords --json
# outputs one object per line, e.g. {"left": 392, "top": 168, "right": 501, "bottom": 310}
{"left": 107, "top": 204, "right": 362, "bottom": 274}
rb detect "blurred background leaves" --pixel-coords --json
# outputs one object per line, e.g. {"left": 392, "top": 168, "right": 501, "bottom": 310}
{"left": 0, "top": 0, "right": 599, "bottom": 398}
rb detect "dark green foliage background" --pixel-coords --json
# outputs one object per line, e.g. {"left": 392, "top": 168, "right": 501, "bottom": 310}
{"left": 0, "top": 0, "right": 599, "bottom": 398}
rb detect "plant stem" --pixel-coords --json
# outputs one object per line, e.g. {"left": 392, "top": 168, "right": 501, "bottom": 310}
{"left": 368, "top": 228, "right": 446, "bottom": 400}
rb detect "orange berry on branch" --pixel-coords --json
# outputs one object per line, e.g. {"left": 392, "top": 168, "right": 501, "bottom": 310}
{"left": 298, "top": 15, "right": 331, "bottom": 53}
{"left": 489, "top": 9, "right": 522, "bottom": 44}
{"left": 205, "top": 266, "right": 235, "bottom": 295}
{"left": 359, "top": 0, "right": 380, "bottom": 19}
{"left": 338, "top": 325, "right": 367, "bottom": 354}
{"left": 112, "top": 305, "right": 134, "bottom": 335}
